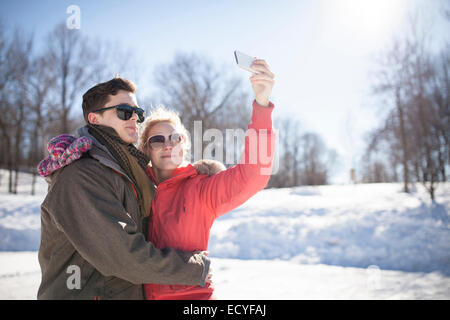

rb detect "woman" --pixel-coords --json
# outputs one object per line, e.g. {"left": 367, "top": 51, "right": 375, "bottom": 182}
{"left": 138, "top": 58, "right": 276, "bottom": 299}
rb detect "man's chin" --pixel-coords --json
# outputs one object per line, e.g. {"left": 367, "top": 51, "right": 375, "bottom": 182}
{"left": 122, "top": 134, "right": 138, "bottom": 144}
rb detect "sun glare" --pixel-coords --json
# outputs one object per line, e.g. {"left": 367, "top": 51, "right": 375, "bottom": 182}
{"left": 335, "top": 0, "right": 406, "bottom": 41}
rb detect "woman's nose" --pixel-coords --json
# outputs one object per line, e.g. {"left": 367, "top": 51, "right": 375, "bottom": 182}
{"left": 162, "top": 141, "right": 173, "bottom": 150}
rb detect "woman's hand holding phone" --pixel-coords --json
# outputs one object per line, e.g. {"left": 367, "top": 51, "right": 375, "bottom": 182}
{"left": 249, "top": 59, "right": 275, "bottom": 107}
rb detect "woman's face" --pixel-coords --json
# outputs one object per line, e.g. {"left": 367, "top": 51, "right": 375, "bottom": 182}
{"left": 146, "top": 121, "right": 185, "bottom": 171}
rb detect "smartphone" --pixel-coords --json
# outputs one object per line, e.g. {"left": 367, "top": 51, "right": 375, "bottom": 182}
{"left": 234, "top": 50, "right": 259, "bottom": 74}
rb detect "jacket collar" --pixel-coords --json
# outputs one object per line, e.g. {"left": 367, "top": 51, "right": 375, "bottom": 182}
{"left": 146, "top": 164, "right": 197, "bottom": 186}
{"left": 77, "top": 125, "right": 130, "bottom": 180}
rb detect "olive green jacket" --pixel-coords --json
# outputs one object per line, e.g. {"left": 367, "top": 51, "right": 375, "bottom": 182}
{"left": 37, "top": 127, "right": 210, "bottom": 300}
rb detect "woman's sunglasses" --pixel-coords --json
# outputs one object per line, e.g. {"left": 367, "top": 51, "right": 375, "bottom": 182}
{"left": 93, "top": 104, "right": 145, "bottom": 123}
{"left": 146, "top": 133, "right": 183, "bottom": 149}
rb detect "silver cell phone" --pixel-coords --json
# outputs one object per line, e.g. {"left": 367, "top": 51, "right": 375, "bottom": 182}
{"left": 234, "top": 50, "right": 259, "bottom": 74}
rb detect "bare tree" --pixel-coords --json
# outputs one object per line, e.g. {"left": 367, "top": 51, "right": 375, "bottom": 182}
{"left": 372, "top": 38, "right": 413, "bottom": 192}
{"left": 151, "top": 52, "right": 250, "bottom": 163}
{"left": 26, "top": 53, "right": 56, "bottom": 194}
{"left": 0, "top": 27, "right": 32, "bottom": 193}
{"left": 88, "top": 38, "right": 145, "bottom": 85}
{"left": 45, "top": 23, "right": 104, "bottom": 135}
{"left": 365, "top": 8, "right": 449, "bottom": 201}
{"left": 298, "top": 132, "right": 330, "bottom": 186}
{"left": 0, "top": 23, "right": 12, "bottom": 187}
{"left": 430, "top": 48, "right": 450, "bottom": 183}
{"left": 0, "top": 21, "right": 146, "bottom": 193}
{"left": 267, "top": 117, "right": 299, "bottom": 188}
{"left": 441, "top": 0, "right": 450, "bottom": 22}
{"left": 268, "top": 116, "right": 339, "bottom": 188}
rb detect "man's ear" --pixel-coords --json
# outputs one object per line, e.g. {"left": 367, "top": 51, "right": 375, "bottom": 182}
{"left": 88, "top": 112, "right": 99, "bottom": 124}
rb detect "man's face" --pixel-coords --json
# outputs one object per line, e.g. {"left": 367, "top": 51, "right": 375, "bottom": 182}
{"left": 89, "top": 90, "right": 139, "bottom": 144}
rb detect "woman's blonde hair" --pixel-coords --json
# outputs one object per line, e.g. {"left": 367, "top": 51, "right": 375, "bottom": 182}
{"left": 138, "top": 105, "right": 191, "bottom": 163}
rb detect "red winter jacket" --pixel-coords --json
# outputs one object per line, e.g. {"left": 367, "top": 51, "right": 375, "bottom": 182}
{"left": 144, "top": 100, "right": 276, "bottom": 300}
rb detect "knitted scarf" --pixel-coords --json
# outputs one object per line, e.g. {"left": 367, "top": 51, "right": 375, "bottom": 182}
{"left": 88, "top": 124, "right": 155, "bottom": 219}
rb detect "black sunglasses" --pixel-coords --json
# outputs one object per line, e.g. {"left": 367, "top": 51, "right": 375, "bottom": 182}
{"left": 93, "top": 104, "right": 145, "bottom": 123}
{"left": 146, "top": 133, "right": 182, "bottom": 149}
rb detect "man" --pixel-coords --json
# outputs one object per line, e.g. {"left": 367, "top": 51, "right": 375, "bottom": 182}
{"left": 38, "top": 77, "right": 211, "bottom": 299}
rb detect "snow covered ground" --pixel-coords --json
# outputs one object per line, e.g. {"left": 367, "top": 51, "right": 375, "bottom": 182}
{"left": 1, "top": 252, "right": 449, "bottom": 299}
{"left": 0, "top": 169, "right": 449, "bottom": 299}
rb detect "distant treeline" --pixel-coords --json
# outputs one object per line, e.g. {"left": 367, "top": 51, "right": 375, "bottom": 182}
{"left": 0, "top": 21, "right": 339, "bottom": 194}
{"left": 0, "top": 10, "right": 449, "bottom": 202}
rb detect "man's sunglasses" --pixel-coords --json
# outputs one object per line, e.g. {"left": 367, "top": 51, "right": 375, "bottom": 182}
{"left": 146, "top": 133, "right": 183, "bottom": 149}
{"left": 93, "top": 104, "right": 145, "bottom": 123}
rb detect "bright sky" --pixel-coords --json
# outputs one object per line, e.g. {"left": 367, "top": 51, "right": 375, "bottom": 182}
{"left": 1, "top": 0, "right": 448, "bottom": 184}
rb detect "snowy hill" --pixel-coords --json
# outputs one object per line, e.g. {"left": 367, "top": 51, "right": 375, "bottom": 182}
{"left": 0, "top": 169, "right": 449, "bottom": 299}
{"left": 209, "top": 182, "right": 450, "bottom": 275}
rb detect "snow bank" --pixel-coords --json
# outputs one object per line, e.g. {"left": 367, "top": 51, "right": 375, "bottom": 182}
{"left": 0, "top": 170, "right": 46, "bottom": 251}
{"left": 209, "top": 183, "right": 450, "bottom": 275}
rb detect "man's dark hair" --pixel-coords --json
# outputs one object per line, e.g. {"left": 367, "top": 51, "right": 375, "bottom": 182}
{"left": 82, "top": 77, "right": 136, "bottom": 123}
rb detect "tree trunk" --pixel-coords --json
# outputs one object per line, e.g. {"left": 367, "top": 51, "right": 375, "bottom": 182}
{"left": 8, "top": 167, "right": 13, "bottom": 193}
{"left": 13, "top": 168, "right": 19, "bottom": 194}
{"left": 31, "top": 168, "right": 36, "bottom": 196}
{"left": 417, "top": 92, "right": 438, "bottom": 202}
{"left": 396, "top": 88, "right": 409, "bottom": 193}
